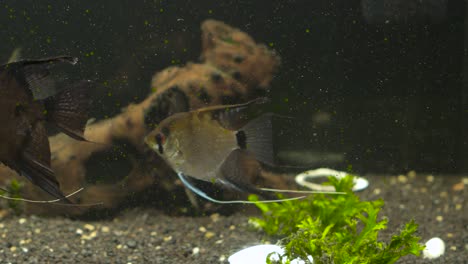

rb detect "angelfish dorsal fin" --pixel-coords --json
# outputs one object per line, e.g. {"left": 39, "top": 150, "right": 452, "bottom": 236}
{"left": 7, "top": 56, "right": 78, "bottom": 100}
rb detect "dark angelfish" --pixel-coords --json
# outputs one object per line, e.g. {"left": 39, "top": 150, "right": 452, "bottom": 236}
{"left": 145, "top": 98, "right": 341, "bottom": 203}
{"left": 0, "top": 56, "right": 92, "bottom": 203}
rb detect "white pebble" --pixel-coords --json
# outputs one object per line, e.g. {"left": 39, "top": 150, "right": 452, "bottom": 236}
{"left": 423, "top": 237, "right": 445, "bottom": 259}
{"left": 192, "top": 247, "right": 200, "bottom": 255}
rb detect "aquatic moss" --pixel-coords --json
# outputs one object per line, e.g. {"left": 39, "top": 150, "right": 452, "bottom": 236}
{"left": 249, "top": 175, "right": 425, "bottom": 264}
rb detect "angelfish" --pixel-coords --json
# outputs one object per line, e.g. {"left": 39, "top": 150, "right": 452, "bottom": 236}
{"left": 0, "top": 56, "right": 92, "bottom": 202}
{"left": 145, "top": 98, "right": 326, "bottom": 203}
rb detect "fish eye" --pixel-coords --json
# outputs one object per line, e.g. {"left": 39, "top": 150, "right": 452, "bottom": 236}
{"left": 155, "top": 133, "right": 165, "bottom": 154}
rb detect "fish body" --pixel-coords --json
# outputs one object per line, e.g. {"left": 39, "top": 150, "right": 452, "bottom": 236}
{"left": 151, "top": 110, "right": 238, "bottom": 182}
{"left": 0, "top": 56, "right": 91, "bottom": 202}
{"left": 145, "top": 98, "right": 274, "bottom": 197}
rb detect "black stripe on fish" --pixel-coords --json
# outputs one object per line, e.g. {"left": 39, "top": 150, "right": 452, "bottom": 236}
{"left": 236, "top": 131, "right": 247, "bottom": 149}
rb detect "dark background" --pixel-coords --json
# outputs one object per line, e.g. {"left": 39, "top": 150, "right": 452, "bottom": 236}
{"left": 1, "top": 0, "right": 466, "bottom": 174}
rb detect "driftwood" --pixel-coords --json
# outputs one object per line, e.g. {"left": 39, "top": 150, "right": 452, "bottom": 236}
{"left": 0, "top": 20, "right": 282, "bottom": 216}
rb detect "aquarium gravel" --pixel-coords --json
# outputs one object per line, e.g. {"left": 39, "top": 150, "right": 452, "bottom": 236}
{"left": 0, "top": 173, "right": 465, "bottom": 263}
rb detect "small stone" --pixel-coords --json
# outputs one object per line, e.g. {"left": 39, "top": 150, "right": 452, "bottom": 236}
{"left": 126, "top": 240, "right": 137, "bottom": 249}
{"left": 163, "top": 236, "right": 172, "bottom": 242}
{"left": 76, "top": 229, "right": 83, "bottom": 235}
{"left": 446, "top": 233, "right": 453, "bottom": 238}
{"left": 82, "top": 231, "right": 97, "bottom": 240}
{"left": 436, "top": 215, "right": 443, "bottom": 222}
{"left": 192, "top": 247, "right": 200, "bottom": 255}
{"left": 204, "top": 231, "right": 215, "bottom": 239}
{"left": 116, "top": 244, "right": 123, "bottom": 250}
{"left": 10, "top": 246, "right": 17, "bottom": 252}
{"left": 84, "top": 224, "right": 95, "bottom": 231}
{"left": 198, "top": 226, "right": 207, "bottom": 233}
{"left": 215, "top": 239, "right": 223, "bottom": 244}
{"left": 373, "top": 188, "right": 381, "bottom": 195}
{"left": 210, "top": 213, "right": 220, "bottom": 222}
{"left": 21, "top": 247, "right": 28, "bottom": 253}
{"left": 219, "top": 255, "right": 226, "bottom": 261}
{"left": 452, "top": 181, "right": 464, "bottom": 191}
{"left": 426, "top": 175, "right": 434, "bottom": 183}
{"left": 34, "top": 228, "right": 41, "bottom": 234}
{"left": 150, "top": 231, "right": 157, "bottom": 236}
{"left": 229, "top": 225, "right": 236, "bottom": 230}
{"left": 101, "top": 226, "right": 110, "bottom": 233}
{"left": 18, "top": 218, "right": 27, "bottom": 224}
{"left": 450, "top": 246, "right": 456, "bottom": 251}
{"left": 397, "top": 175, "right": 408, "bottom": 183}
{"left": 407, "top": 170, "right": 416, "bottom": 179}
{"left": 439, "top": 191, "right": 448, "bottom": 198}
{"left": 455, "top": 204, "right": 462, "bottom": 210}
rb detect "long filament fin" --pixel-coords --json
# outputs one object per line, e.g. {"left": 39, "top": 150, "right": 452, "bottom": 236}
{"left": 259, "top": 187, "right": 345, "bottom": 195}
{"left": 178, "top": 173, "right": 307, "bottom": 204}
{"left": 0, "top": 187, "right": 103, "bottom": 206}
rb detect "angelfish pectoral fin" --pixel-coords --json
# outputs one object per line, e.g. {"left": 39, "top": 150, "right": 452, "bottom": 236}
{"left": 177, "top": 173, "right": 306, "bottom": 204}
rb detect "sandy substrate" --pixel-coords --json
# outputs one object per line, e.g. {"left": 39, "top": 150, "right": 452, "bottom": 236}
{"left": 0, "top": 174, "right": 466, "bottom": 263}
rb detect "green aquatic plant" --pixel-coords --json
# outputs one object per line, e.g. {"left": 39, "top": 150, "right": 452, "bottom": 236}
{"left": 0, "top": 179, "right": 24, "bottom": 214}
{"left": 249, "top": 175, "right": 424, "bottom": 264}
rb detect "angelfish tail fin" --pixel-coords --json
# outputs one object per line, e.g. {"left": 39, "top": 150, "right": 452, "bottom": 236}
{"left": 237, "top": 113, "right": 275, "bottom": 165}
